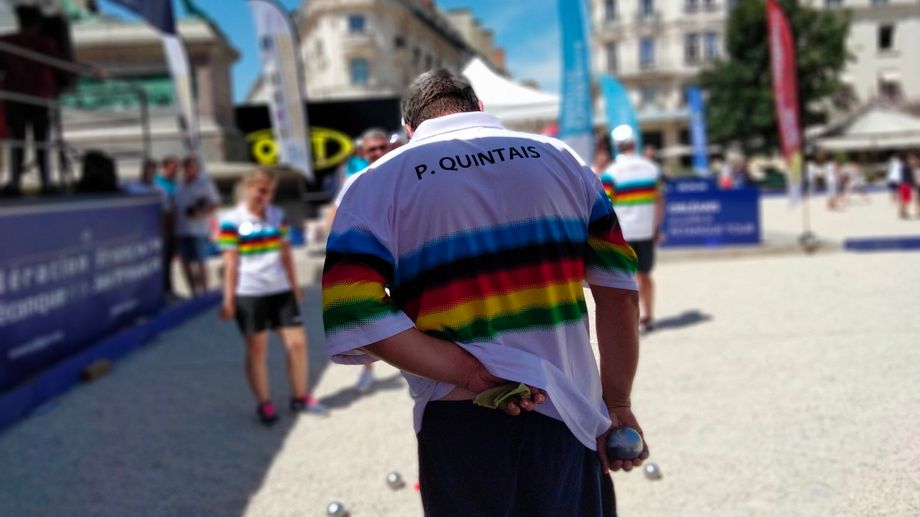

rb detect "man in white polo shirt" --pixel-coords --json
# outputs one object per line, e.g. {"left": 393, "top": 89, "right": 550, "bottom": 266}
{"left": 602, "top": 125, "right": 665, "bottom": 333}
{"left": 324, "top": 69, "right": 648, "bottom": 516}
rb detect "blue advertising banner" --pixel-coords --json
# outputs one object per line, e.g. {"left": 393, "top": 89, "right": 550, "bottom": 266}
{"left": 599, "top": 74, "right": 642, "bottom": 153}
{"left": 0, "top": 197, "right": 164, "bottom": 391}
{"left": 662, "top": 179, "right": 761, "bottom": 247}
{"left": 686, "top": 85, "right": 710, "bottom": 176}
{"left": 558, "top": 0, "right": 593, "bottom": 162}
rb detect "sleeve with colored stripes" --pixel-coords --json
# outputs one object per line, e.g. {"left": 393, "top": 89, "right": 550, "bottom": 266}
{"left": 584, "top": 175, "right": 639, "bottom": 291}
{"left": 600, "top": 172, "right": 616, "bottom": 204}
{"left": 323, "top": 225, "right": 414, "bottom": 364}
{"left": 217, "top": 220, "right": 239, "bottom": 250}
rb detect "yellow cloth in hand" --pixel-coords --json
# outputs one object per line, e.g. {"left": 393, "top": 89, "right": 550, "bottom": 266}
{"left": 473, "top": 382, "right": 531, "bottom": 410}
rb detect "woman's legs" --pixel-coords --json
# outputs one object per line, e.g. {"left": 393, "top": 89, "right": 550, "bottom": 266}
{"left": 243, "top": 331, "right": 271, "bottom": 403}
{"left": 276, "top": 326, "right": 308, "bottom": 399}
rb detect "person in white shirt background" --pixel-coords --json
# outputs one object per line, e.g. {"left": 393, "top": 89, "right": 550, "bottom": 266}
{"left": 887, "top": 153, "right": 903, "bottom": 203}
{"left": 603, "top": 125, "right": 665, "bottom": 333}
{"left": 174, "top": 156, "right": 219, "bottom": 296}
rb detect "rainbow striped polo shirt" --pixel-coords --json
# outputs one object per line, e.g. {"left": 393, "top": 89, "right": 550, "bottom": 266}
{"left": 322, "top": 112, "right": 637, "bottom": 450}
{"left": 218, "top": 204, "right": 291, "bottom": 296}
{"left": 601, "top": 153, "right": 662, "bottom": 241}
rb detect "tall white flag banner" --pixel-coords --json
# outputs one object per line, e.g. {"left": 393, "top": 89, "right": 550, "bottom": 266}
{"left": 110, "top": 0, "right": 198, "bottom": 152}
{"left": 162, "top": 37, "right": 198, "bottom": 151}
{"left": 248, "top": 0, "right": 313, "bottom": 181}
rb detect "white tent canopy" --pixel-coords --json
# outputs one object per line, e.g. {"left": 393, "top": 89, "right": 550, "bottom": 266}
{"left": 462, "top": 57, "right": 559, "bottom": 123}
{"left": 815, "top": 105, "right": 920, "bottom": 151}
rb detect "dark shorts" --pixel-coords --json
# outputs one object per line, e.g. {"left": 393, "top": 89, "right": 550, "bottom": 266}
{"left": 234, "top": 291, "right": 303, "bottom": 335}
{"left": 417, "top": 401, "right": 616, "bottom": 517}
{"left": 628, "top": 239, "right": 656, "bottom": 274}
{"left": 177, "top": 236, "right": 210, "bottom": 262}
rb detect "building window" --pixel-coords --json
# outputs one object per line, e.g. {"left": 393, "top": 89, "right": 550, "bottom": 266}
{"left": 640, "top": 0, "right": 655, "bottom": 18}
{"left": 425, "top": 54, "right": 433, "bottom": 70}
{"left": 878, "top": 25, "right": 894, "bottom": 51}
{"left": 412, "top": 46, "right": 421, "bottom": 65}
{"left": 639, "top": 37, "right": 655, "bottom": 69}
{"left": 349, "top": 58, "right": 369, "bottom": 86}
{"left": 347, "top": 14, "right": 366, "bottom": 34}
{"left": 642, "top": 131, "right": 663, "bottom": 149}
{"left": 394, "top": 35, "right": 405, "bottom": 49}
{"left": 604, "top": 0, "right": 618, "bottom": 21}
{"left": 879, "top": 79, "right": 901, "bottom": 100}
{"left": 704, "top": 32, "right": 719, "bottom": 60}
{"left": 640, "top": 85, "right": 657, "bottom": 107}
{"left": 832, "top": 84, "right": 856, "bottom": 110}
{"left": 605, "top": 42, "right": 618, "bottom": 73}
{"left": 685, "top": 33, "right": 700, "bottom": 64}
{"left": 871, "top": 0, "right": 888, "bottom": 5}
{"left": 685, "top": 0, "right": 699, "bottom": 13}
{"left": 703, "top": 0, "right": 717, "bottom": 10}
{"left": 825, "top": 0, "right": 843, "bottom": 8}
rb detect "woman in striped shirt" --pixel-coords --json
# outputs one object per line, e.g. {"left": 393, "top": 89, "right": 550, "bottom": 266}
{"left": 219, "top": 168, "right": 327, "bottom": 425}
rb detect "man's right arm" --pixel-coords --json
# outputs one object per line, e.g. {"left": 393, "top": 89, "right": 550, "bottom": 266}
{"left": 591, "top": 284, "right": 649, "bottom": 472}
{"left": 592, "top": 285, "right": 639, "bottom": 409}
{"left": 577, "top": 160, "right": 649, "bottom": 471}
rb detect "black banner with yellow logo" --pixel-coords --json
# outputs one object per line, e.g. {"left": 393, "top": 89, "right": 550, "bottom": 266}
{"left": 235, "top": 97, "right": 402, "bottom": 186}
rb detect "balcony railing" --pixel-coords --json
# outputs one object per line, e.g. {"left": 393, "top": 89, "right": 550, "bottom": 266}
{"left": 684, "top": 2, "right": 721, "bottom": 14}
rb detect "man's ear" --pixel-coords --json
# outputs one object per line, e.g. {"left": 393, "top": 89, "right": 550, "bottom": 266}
{"left": 477, "top": 100, "right": 484, "bottom": 112}
{"left": 404, "top": 123, "right": 414, "bottom": 139}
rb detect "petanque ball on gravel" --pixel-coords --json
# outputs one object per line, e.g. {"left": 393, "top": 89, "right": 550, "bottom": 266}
{"left": 605, "top": 426, "right": 644, "bottom": 460}
{"left": 326, "top": 501, "right": 348, "bottom": 517}
{"left": 386, "top": 471, "right": 405, "bottom": 490}
{"left": 644, "top": 462, "right": 662, "bottom": 480}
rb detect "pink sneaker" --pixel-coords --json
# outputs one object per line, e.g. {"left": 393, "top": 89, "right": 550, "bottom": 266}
{"left": 291, "top": 395, "right": 329, "bottom": 417}
{"left": 257, "top": 401, "right": 279, "bottom": 425}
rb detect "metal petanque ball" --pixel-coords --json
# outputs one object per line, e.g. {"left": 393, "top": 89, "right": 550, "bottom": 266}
{"left": 605, "top": 426, "right": 644, "bottom": 460}
{"left": 386, "top": 471, "right": 406, "bottom": 490}
{"left": 326, "top": 501, "right": 347, "bottom": 517}
{"left": 644, "top": 462, "right": 662, "bottom": 480}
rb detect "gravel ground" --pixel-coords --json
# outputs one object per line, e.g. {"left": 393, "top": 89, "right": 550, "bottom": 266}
{"left": 1, "top": 193, "right": 918, "bottom": 517}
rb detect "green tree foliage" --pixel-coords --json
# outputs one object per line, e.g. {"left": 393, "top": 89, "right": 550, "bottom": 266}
{"left": 699, "top": 0, "right": 850, "bottom": 153}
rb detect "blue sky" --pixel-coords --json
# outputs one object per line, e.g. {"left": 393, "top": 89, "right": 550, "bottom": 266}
{"left": 98, "top": 0, "right": 560, "bottom": 102}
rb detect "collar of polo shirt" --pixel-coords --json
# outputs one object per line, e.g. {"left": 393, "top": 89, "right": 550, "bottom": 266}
{"left": 410, "top": 112, "right": 504, "bottom": 142}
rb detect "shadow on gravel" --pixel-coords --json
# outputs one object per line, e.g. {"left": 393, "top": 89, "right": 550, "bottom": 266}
{"left": 651, "top": 309, "right": 713, "bottom": 332}
{"left": 0, "top": 285, "right": 333, "bottom": 517}
{"left": 319, "top": 373, "right": 406, "bottom": 410}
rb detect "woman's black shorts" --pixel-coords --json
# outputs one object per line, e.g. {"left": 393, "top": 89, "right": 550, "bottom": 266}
{"left": 234, "top": 290, "right": 302, "bottom": 335}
